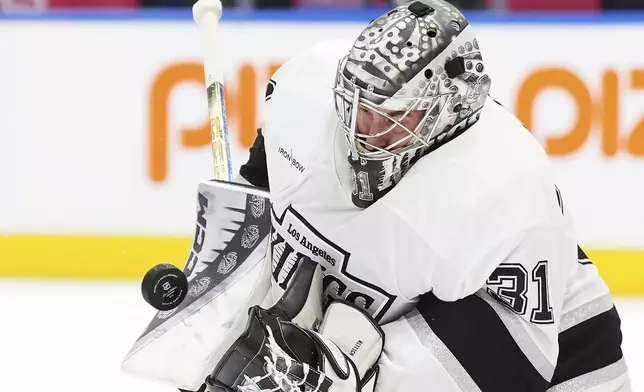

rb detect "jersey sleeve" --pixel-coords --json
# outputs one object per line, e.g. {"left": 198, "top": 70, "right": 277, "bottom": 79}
{"left": 379, "top": 227, "right": 628, "bottom": 392}
{"left": 436, "top": 217, "right": 577, "bottom": 382}
{"left": 475, "top": 223, "right": 573, "bottom": 373}
{"left": 432, "top": 219, "right": 574, "bottom": 362}
{"left": 406, "top": 216, "right": 626, "bottom": 391}
{"left": 387, "top": 176, "right": 574, "bottom": 388}
{"left": 381, "top": 173, "right": 628, "bottom": 391}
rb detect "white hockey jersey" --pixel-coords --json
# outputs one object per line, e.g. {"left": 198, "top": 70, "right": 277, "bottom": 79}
{"left": 250, "top": 39, "right": 630, "bottom": 392}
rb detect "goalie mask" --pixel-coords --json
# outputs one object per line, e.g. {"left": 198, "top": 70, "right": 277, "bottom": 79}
{"left": 334, "top": 0, "right": 491, "bottom": 208}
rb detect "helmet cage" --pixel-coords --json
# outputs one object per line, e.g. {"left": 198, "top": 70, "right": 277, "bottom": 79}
{"left": 333, "top": 55, "right": 454, "bottom": 162}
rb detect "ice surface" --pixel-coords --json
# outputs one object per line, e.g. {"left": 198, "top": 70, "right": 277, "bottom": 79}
{"left": 0, "top": 280, "right": 641, "bottom": 391}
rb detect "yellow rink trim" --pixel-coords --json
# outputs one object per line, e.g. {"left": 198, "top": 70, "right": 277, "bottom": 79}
{"left": 0, "top": 234, "right": 642, "bottom": 295}
{"left": 0, "top": 234, "right": 192, "bottom": 281}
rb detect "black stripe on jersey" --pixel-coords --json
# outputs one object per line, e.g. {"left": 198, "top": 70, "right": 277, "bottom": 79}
{"left": 577, "top": 246, "right": 593, "bottom": 265}
{"left": 265, "top": 79, "right": 276, "bottom": 101}
{"left": 239, "top": 129, "right": 270, "bottom": 190}
{"left": 549, "top": 306, "right": 624, "bottom": 388}
{"left": 416, "top": 292, "right": 549, "bottom": 392}
{"left": 554, "top": 185, "right": 564, "bottom": 215}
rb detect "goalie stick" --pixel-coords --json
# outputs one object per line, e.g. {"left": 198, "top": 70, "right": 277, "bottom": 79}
{"left": 121, "top": 1, "right": 281, "bottom": 390}
{"left": 140, "top": 0, "right": 243, "bottom": 313}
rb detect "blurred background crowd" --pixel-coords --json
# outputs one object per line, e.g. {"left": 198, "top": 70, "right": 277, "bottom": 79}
{"left": 1, "top": 0, "right": 643, "bottom": 12}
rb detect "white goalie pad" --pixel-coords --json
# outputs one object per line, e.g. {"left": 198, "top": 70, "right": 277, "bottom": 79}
{"left": 121, "top": 180, "right": 273, "bottom": 391}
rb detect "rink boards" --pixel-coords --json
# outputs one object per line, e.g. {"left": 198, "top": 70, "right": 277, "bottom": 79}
{"left": 0, "top": 11, "right": 642, "bottom": 294}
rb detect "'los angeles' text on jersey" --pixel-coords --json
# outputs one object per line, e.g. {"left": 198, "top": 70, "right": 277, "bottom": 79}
{"left": 270, "top": 205, "right": 396, "bottom": 322}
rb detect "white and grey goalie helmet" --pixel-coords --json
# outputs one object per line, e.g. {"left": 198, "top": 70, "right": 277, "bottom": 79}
{"left": 334, "top": 0, "right": 491, "bottom": 208}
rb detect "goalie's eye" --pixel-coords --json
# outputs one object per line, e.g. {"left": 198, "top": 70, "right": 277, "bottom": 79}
{"left": 358, "top": 106, "right": 373, "bottom": 122}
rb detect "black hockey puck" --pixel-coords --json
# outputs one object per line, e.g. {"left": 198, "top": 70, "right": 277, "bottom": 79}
{"left": 141, "top": 263, "right": 188, "bottom": 311}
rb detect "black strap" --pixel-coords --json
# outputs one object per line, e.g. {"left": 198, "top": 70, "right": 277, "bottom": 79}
{"left": 239, "top": 128, "right": 270, "bottom": 190}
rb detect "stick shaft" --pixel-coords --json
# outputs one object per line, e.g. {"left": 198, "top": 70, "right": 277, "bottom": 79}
{"left": 193, "top": 0, "right": 232, "bottom": 182}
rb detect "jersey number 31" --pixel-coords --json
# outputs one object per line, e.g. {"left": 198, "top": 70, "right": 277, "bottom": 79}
{"left": 486, "top": 261, "right": 554, "bottom": 324}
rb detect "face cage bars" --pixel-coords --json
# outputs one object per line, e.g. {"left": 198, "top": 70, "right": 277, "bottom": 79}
{"left": 333, "top": 57, "right": 453, "bottom": 161}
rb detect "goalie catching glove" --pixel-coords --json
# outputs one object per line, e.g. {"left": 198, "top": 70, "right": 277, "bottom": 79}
{"left": 206, "top": 300, "right": 384, "bottom": 392}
